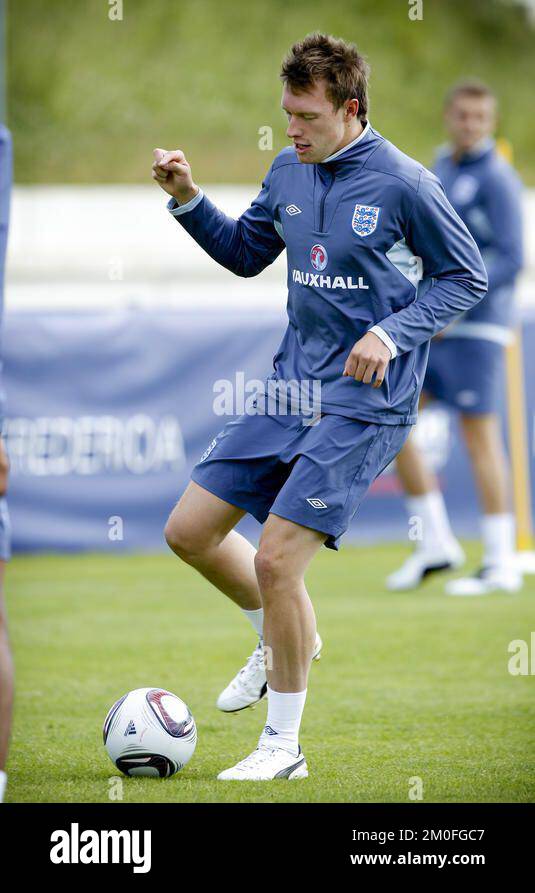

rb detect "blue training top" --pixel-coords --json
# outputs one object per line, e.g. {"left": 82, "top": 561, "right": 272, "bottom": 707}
{"left": 169, "top": 123, "right": 487, "bottom": 425}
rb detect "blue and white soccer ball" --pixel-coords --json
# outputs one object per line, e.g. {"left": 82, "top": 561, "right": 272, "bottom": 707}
{"left": 103, "top": 687, "right": 197, "bottom": 778}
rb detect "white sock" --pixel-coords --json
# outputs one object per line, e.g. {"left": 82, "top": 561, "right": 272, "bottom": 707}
{"left": 482, "top": 513, "right": 515, "bottom": 568}
{"left": 407, "top": 491, "right": 456, "bottom": 553}
{"left": 259, "top": 687, "right": 307, "bottom": 756}
{"left": 0, "top": 770, "right": 6, "bottom": 803}
{"left": 242, "top": 607, "right": 264, "bottom": 639}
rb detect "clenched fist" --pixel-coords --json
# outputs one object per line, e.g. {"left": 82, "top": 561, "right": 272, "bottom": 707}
{"left": 343, "top": 331, "right": 392, "bottom": 388}
{"left": 152, "top": 148, "right": 199, "bottom": 205}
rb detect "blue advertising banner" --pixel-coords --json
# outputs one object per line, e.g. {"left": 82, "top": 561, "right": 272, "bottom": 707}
{"left": 3, "top": 307, "right": 535, "bottom": 552}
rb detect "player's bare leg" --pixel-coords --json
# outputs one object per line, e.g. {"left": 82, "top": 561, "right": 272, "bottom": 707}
{"left": 165, "top": 481, "right": 321, "bottom": 712}
{"left": 165, "top": 481, "right": 261, "bottom": 609}
{"left": 395, "top": 431, "right": 440, "bottom": 497}
{"left": 460, "top": 413, "right": 509, "bottom": 514}
{"left": 0, "top": 562, "right": 13, "bottom": 787}
{"left": 218, "top": 515, "right": 324, "bottom": 780}
{"left": 257, "top": 515, "right": 322, "bottom": 692}
{"left": 445, "top": 413, "right": 521, "bottom": 595}
{"left": 387, "top": 426, "right": 464, "bottom": 590}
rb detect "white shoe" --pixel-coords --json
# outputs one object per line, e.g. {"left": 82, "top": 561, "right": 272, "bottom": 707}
{"left": 217, "top": 633, "right": 323, "bottom": 713}
{"left": 217, "top": 745, "right": 308, "bottom": 781}
{"left": 386, "top": 543, "right": 465, "bottom": 591}
{"left": 445, "top": 564, "right": 523, "bottom": 596}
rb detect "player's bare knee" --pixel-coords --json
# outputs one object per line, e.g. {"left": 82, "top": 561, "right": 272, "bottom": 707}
{"left": 164, "top": 511, "right": 225, "bottom": 561}
{"left": 164, "top": 517, "right": 199, "bottom": 560}
{"left": 254, "top": 546, "right": 290, "bottom": 593}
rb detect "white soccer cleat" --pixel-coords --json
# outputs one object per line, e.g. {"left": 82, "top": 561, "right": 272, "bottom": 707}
{"left": 217, "top": 639, "right": 267, "bottom": 713}
{"left": 217, "top": 745, "right": 308, "bottom": 781}
{"left": 445, "top": 564, "right": 523, "bottom": 596}
{"left": 217, "top": 633, "right": 323, "bottom": 713}
{"left": 386, "top": 543, "right": 465, "bottom": 591}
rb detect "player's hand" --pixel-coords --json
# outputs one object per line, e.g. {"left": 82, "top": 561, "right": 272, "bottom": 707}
{"left": 343, "top": 331, "right": 391, "bottom": 388}
{"left": 152, "top": 148, "right": 199, "bottom": 204}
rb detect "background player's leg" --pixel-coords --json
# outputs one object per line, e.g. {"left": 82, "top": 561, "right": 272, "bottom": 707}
{"left": 444, "top": 412, "right": 521, "bottom": 594}
{"left": 388, "top": 400, "right": 463, "bottom": 589}
{"left": 395, "top": 432, "right": 459, "bottom": 550}
{"left": 460, "top": 413, "right": 509, "bottom": 515}
{"left": 0, "top": 562, "right": 13, "bottom": 803}
{"left": 165, "top": 480, "right": 261, "bottom": 610}
{"left": 395, "top": 430, "right": 440, "bottom": 496}
{"left": 397, "top": 388, "right": 457, "bottom": 537}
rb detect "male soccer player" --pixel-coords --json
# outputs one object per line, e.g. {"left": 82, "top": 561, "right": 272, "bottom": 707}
{"left": 152, "top": 33, "right": 487, "bottom": 780}
{"left": 387, "top": 81, "right": 524, "bottom": 596}
{"left": 0, "top": 122, "right": 13, "bottom": 803}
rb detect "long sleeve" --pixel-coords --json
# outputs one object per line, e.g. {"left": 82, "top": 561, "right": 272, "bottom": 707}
{"left": 167, "top": 164, "right": 285, "bottom": 278}
{"left": 481, "top": 166, "right": 523, "bottom": 292}
{"left": 373, "top": 172, "right": 488, "bottom": 356}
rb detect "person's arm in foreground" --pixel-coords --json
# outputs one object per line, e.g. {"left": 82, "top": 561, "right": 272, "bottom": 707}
{"left": 152, "top": 148, "right": 285, "bottom": 278}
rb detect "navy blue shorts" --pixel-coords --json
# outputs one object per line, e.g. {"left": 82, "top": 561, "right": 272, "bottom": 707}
{"left": 0, "top": 497, "right": 11, "bottom": 561}
{"left": 191, "top": 412, "right": 410, "bottom": 550}
{"left": 424, "top": 337, "right": 505, "bottom": 414}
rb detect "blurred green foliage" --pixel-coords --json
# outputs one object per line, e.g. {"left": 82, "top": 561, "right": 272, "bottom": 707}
{"left": 6, "top": 0, "right": 535, "bottom": 184}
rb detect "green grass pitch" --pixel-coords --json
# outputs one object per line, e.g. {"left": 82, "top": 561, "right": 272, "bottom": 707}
{"left": 5, "top": 544, "right": 535, "bottom": 803}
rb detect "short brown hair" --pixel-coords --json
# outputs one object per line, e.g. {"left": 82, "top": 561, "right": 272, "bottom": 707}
{"left": 445, "top": 79, "right": 497, "bottom": 108}
{"left": 280, "top": 32, "right": 369, "bottom": 120}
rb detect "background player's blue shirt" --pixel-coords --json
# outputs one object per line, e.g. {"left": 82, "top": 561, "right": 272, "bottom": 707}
{"left": 0, "top": 125, "right": 12, "bottom": 421}
{"left": 169, "top": 123, "right": 487, "bottom": 425}
{"left": 434, "top": 139, "right": 523, "bottom": 342}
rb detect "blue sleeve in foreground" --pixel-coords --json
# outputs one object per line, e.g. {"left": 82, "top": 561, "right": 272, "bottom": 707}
{"left": 376, "top": 172, "right": 488, "bottom": 356}
{"left": 170, "top": 165, "right": 285, "bottom": 278}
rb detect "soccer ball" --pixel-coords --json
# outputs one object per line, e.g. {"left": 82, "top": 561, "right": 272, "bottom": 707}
{"left": 103, "top": 687, "right": 197, "bottom": 778}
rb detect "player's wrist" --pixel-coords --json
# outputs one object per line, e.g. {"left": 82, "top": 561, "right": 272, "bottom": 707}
{"left": 368, "top": 325, "right": 397, "bottom": 359}
{"left": 173, "top": 185, "right": 200, "bottom": 206}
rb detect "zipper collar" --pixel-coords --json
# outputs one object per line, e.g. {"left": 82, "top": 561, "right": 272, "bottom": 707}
{"left": 317, "top": 122, "right": 381, "bottom": 175}
{"left": 320, "top": 121, "right": 372, "bottom": 163}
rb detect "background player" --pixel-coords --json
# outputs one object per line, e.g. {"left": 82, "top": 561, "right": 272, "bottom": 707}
{"left": 0, "top": 122, "right": 13, "bottom": 803}
{"left": 388, "top": 81, "right": 524, "bottom": 596}
{"left": 152, "top": 34, "right": 487, "bottom": 780}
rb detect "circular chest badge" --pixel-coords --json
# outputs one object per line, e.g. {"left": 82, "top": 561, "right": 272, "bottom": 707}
{"left": 310, "top": 243, "right": 328, "bottom": 272}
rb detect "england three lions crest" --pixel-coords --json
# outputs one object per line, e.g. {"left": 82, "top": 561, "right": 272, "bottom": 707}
{"left": 352, "top": 204, "right": 380, "bottom": 237}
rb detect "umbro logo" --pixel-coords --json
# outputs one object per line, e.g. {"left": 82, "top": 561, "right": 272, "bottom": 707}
{"left": 285, "top": 204, "right": 302, "bottom": 215}
{"left": 263, "top": 725, "right": 278, "bottom": 736}
{"left": 199, "top": 438, "right": 217, "bottom": 463}
{"left": 306, "top": 497, "right": 328, "bottom": 509}
{"left": 124, "top": 720, "right": 137, "bottom": 736}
